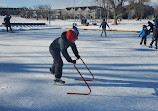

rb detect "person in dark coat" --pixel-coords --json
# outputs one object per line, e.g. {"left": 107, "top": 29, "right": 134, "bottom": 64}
{"left": 49, "top": 30, "right": 80, "bottom": 83}
{"left": 4, "top": 15, "right": 12, "bottom": 32}
{"left": 149, "top": 17, "right": 158, "bottom": 49}
{"left": 147, "top": 21, "right": 154, "bottom": 32}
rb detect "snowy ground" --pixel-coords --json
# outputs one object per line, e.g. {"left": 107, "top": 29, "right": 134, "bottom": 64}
{"left": 0, "top": 16, "right": 154, "bottom": 31}
{"left": 0, "top": 24, "right": 158, "bottom": 111}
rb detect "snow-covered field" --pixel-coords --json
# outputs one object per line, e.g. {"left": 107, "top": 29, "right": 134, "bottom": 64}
{"left": 0, "top": 16, "right": 158, "bottom": 111}
{"left": 0, "top": 16, "right": 154, "bottom": 31}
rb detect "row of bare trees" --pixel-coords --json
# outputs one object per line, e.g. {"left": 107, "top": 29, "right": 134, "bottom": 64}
{"left": 18, "top": 1, "right": 156, "bottom": 25}
{"left": 94, "top": 0, "right": 153, "bottom": 25}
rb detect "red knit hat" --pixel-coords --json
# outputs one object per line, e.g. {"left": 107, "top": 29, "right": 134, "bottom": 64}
{"left": 66, "top": 30, "right": 78, "bottom": 43}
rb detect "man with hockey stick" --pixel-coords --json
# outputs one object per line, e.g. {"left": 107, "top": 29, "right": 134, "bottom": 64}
{"left": 49, "top": 30, "right": 80, "bottom": 84}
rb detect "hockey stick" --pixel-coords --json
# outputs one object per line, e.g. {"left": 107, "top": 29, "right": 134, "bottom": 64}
{"left": 67, "top": 61, "right": 91, "bottom": 95}
{"left": 74, "top": 58, "right": 94, "bottom": 81}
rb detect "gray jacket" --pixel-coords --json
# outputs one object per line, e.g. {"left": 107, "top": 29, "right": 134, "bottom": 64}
{"left": 49, "top": 32, "right": 80, "bottom": 62}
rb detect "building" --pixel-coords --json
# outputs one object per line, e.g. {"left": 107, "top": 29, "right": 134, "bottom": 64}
{"left": 0, "top": 7, "right": 28, "bottom": 16}
{"left": 61, "top": 6, "right": 103, "bottom": 20}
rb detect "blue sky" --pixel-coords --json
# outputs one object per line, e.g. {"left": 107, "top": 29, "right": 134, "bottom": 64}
{"left": 0, "top": 0, "right": 157, "bottom": 9}
{"left": 0, "top": 0, "right": 93, "bottom": 9}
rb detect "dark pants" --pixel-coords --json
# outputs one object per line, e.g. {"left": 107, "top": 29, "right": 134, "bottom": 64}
{"left": 140, "top": 36, "right": 147, "bottom": 45}
{"left": 5, "top": 24, "right": 12, "bottom": 32}
{"left": 150, "top": 28, "right": 158, "bottom": 47}
{"left": 149, "top": 27, "right": 153, "bottom": 32}
{"left": 49, "top": 47, "right": 63, "bottom": 79}
{"left": 101, "top": 28, "right": 107, "bottom": 37}
{"left": 150, "top": 38, "right": 158, "bottom": 46}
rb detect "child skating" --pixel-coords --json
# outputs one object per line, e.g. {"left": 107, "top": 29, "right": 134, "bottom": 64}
{"left": 139, "top": 25, "right": 150, "bottom": 46}
{"left": 49, "top": 30, "right": 80, "bottom": 84}
{"left": 100, "top": 19, "right": 110, "bottom": 37}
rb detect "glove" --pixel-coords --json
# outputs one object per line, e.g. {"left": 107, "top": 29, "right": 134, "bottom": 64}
{"left": 76, "top": 55, "right": 80, "bottom": 60}
{"left": 71, "top": 60, "right": 76, "bottom": 64}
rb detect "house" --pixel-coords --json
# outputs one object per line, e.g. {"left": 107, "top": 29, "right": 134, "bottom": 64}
{"left": 61, "top": 6, "right": 103, "bottom": 19}
{"left": 0, "top": 7, "right": 28, "bottom": 16}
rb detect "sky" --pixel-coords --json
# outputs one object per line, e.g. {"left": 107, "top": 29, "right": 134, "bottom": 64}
{"left": 0, "top": 0, "right": 158, "bottom": 9}
{"left": 0, "top": 0, "right": 93, "bottom": 9}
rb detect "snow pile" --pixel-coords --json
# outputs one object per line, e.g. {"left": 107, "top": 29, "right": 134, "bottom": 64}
{"left": 0, "top": 16, "right": 154, "bottom": 32}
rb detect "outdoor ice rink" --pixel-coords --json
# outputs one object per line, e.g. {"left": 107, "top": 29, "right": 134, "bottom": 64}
{"left": 0, "top": 28, "right": 158, "bottom": 111}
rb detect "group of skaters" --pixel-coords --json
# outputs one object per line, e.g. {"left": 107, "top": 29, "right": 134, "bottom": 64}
{"left": 49, "top": 17, "right": 158, "bottom": 84}
{"left": 2, "top": 14, "right": 157, "bottom": 83}
{"left": 139, "top": 17, "right": 158, "bottom": 49}
{"left": 49, "top": 19, "right": 110, "bottom": 84}
{"left": 99, "top": 17, "right": 158, "bottom": 49}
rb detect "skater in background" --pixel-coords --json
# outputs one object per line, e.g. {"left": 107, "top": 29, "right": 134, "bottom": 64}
{"left": 149, "top": 17, "right": 158, "bottom": 49}
{"left": 73, "top": 25, "right": 79, "bottom": 35}
{"left": 139, "top": 25, "right": 150, "bottom": 46}
{"left": 100, "top": 18, "right": 110, "bottom": 37}
{"left": 147, "top": 21, "right": 154, "bottom": 32}
{"left": 49, "top": 30, "right": 80, "bottom": 84}
{"left": 4, "top": 15, "right": 12, "bottom": 32}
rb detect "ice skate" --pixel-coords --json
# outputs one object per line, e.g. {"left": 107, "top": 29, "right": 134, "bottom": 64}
{"left": 54, "top": 78, "right": 65, "bottom": 84}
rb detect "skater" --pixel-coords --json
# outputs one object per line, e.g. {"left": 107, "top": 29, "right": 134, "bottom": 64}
{"left": 49, "top": 30, "right": 80, "bottom": 84}
{"left": 4, "top": 15, "right": 12, "bottom": 32}
{"left": 147, "top": 21, "right": 154, "bottom": 32}
{"left": 100, "top": 18, "right": 110, "bottom": 37}
{"left": 149, "top": 17, "right": 158, "bottom": 49}
{"left": 73, "top": 26, "right": 79, "bottom": 35}
{"left": 139, "top": 25, "right": 150, "bottom": 46}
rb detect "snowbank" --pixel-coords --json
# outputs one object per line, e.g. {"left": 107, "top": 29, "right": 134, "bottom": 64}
{"left": 0, "top": 16, "right": 154, "bottom": 32}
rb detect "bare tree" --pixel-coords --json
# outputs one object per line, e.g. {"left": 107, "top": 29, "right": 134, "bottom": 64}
{"left": 154, "top": 7, "right": 158, "bottom": 17}
{"left": 108, "top": 0, "right": 125, "bottom": 25}
{"left": 129, "top": 0, "right": 150, "bottom": 19}
{"left": 94, "top": 0, "right": 125, "bottom": 25}
{"left": 34, "top": 5, "right": 51, "bottom": 19}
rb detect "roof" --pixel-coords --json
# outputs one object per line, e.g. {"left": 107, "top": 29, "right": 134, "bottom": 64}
{"left": 66, "top": 6, "right": 102, "bottom": 11}
{"left": 0, "top": 7, "right": 28, "bottom": 11}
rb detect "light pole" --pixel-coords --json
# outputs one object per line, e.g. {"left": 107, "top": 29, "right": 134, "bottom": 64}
{"left": 98, "top": 8, "right": 101, "bottom": 21}
{"left": 74, "top": 0, "right": 75, "bottom": 21}
{"left": 100, "top": 8, "right": 101, "bottom": 20}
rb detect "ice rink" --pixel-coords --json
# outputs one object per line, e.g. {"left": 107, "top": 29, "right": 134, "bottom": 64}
{"left": 0, "top": 28, "right": 158, "bottom": 111}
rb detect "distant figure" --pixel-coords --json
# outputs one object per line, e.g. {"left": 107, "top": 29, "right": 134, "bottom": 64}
{"left": 149, "top": 17, "right": 158, "bottom": 49}
{"left": 73, "top": 26, "right": 79, "bottom": 35}
{"left": 100, "top": 18, "right": 110, "bottom": 37}
{"left": 139, "top": 25, "right": 150, "bottom": 46}
{"left": 4, "top": 15, "right": 12, "bottom": 32}
{"left": 147, "top": 21, "right": 154, "bottom": 32}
